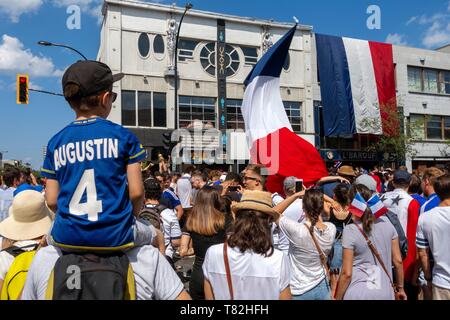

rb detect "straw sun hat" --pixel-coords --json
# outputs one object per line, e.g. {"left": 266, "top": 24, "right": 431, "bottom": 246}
{"left": 231, "top": 190, "right": 279, "bottom": 217}
{"left": 0, "top": 190, "right": 53, "bottom": 241}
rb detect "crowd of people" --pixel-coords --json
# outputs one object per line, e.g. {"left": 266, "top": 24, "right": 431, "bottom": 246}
{"left": 0, "top": 60, "right": 449, "bottom": 301}
{"left": 1, "top": 161, "right": 450, "bottom": 301}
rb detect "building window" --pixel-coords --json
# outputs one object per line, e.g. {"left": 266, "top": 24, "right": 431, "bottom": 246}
{"left": 178, "top": 39, "right": 198, "bottom": 61}
{"left": 153, "top": 34, "right": 165, "bottom": 55}
{"left": 409, "top": 114, "right": 425, "bottom": 140}
{"left": 138, "top": 33, "right": 150, "bottom": 58}
{"left": 226, "top": 99, "right": 245, "bottom": 130}
{"left": 122, "top": 91, "right": 136, "bottom": 126}
{"left": 408, "top": 66, "right": 450, "bottom": 94}
{"left": 408, "top": 67, "right": 422, "bottom": 92}
{"left": 283, "top": 53, "right": 290, "bottom": 71}
{"left": 200, "top": 43, "right": 241, "bottom": 77}
{"left": 138, "top": 91, "right": 152, "bottom": 127}
{"left": 122, "top": 91, "right": 167, "bottom": 128}
{"left": 153, "top": 93, "right": 167, "bottom": 127}
{"left": 179, "top": 96, "right": 216, "bottom": 128}
{"left": 445, "top": 117, "right": 450, "bottom": 140}
{"left": 241, "top": 46, "right": 258, "bottom": 66}
{"left": 424, "top": 69, "right": 439, "bottom": 93}
{"left": 440, "top": 71, "right": 450, "bottom": 94}
{"left": 426, "top": 116, "right": 443, "bottom": 139}
{"left": 283, "top": 101, "right": 302, "bottom": 132}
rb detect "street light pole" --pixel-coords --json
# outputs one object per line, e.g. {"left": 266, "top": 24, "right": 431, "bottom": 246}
{"left": 174, "top": 3, "right": 193, "bottom": 130}
{"left": 37, "top": 41, "right": 88, "bottom": 61}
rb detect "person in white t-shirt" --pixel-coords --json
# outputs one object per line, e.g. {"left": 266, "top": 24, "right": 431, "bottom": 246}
{"left": 416, "top": 174, "right": 450, "bottom": 300}
{"left": 0, "top": 190, "right": 53, "bottom": 295}
{"left": 142, "top": 179, "right": 181, "bottom": 267}
{"left": 203, "top": 190, "right": 291, "bottom": 300}
{"left": 274, "top": 188, "right": 336, "bottom": 300}
{"left": 276, "top": 177, "right": 304, "bottom": 254}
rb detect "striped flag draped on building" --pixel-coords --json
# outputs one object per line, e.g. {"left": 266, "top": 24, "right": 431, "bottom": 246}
{"left": 315, "top": 34, "right": 398, "bottom": 137}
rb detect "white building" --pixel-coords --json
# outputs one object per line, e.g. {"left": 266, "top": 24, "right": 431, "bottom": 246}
{"left": 98, "top": 0, "right": 450, "bottom": 171}
{"left": 394, "top": 45, "right": 450, "bottom": 170}
{"left": 97, "top": 0, "right": 315, "bottom": 168}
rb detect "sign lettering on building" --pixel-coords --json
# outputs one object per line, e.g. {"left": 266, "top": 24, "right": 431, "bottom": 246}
{"left": 217, "top": 19, "right": 227, "bottom": 134}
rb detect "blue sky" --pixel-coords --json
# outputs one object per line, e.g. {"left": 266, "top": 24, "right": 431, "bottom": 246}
{"left": 0, "top": 0, "right": 449, "bottom": 169}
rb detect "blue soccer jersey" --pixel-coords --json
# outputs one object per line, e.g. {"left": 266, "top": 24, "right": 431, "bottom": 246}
{"left": 41, "top": 117, "right": 146, "bottom": 250}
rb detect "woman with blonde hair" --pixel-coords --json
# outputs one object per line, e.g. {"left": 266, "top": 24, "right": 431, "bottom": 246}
{"left": 179, "top": 186, "right": 232, "bottom": 300}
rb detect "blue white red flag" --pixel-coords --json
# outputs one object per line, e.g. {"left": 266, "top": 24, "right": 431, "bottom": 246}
{"left": 242, "top": 25, "right": 328, "bottom": 194}
{"left": 349, "top": 192, "right": 368, "bottom": 218}
{"left": 315, "top": 34, "right": 398, "bottom": 137}
{"left": 367, "top": 194, "right": 388, "bottom": 219}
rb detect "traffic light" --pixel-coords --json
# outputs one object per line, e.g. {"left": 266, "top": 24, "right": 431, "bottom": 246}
{"left": 16, "top": 74, "right": 29, "bottom": 104}
{"left": 162, "top": 132, "right": 172, "bottom": 152}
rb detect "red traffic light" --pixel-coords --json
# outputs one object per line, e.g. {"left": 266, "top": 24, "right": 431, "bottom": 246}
{"left": 16, "top": 74, "right": 29, "bottom": 105}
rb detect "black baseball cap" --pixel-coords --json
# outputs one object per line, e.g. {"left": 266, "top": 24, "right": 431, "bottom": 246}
{"left": 62, "top": 60, "right": 124, "bottom": 100}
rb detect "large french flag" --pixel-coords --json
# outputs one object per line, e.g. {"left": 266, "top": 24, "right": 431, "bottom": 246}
{"left": 315, "top": 34, "right": 398, "bottom": 137}
{"left": 242, "top": 25, "right": 328, "bottom": 194}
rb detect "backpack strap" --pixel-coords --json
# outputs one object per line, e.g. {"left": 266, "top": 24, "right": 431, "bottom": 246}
{"left": 1, "top": 243, "right": 39, "bottom": 257}
{"left": 354, "top": 223, "right": 398, "bottom": 295}
{"left": 223, "top": 242, "right": 234, "bottom": 300}
{"left": 304, "top": 224, "right": 330, "bottom": 279}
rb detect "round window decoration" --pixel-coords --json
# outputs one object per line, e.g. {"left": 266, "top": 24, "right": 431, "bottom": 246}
{"left": 200, "top": 43, "right": 240, "bottom": 77}
{"left": 153, "top": 34, "right": 165, "bottom": 55}
{"left": 138, "top": 33, "right": 150, "bottom": 58}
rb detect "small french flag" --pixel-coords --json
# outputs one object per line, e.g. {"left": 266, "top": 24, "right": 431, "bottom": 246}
{"left": 349, "top": 193, "right": 367, "bottom": 218}
{"left": 367, "top": 194, "right": 388, "bottom": 219}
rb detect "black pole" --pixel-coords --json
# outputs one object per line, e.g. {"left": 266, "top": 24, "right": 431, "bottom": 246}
{"left": 174, "top": 4, "right": 193, "bottom": 130}
{"left": 38, "top": 41, "right": 88, "bottom": 61}
{"left": 29, "top": 88, "right": 64, "bottom": 97}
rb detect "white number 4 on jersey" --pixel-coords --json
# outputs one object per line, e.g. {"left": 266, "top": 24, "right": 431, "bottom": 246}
{"left": 69, "top": 169, "right": 103, "bottom": 221}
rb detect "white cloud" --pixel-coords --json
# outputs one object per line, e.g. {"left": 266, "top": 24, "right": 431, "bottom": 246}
{"left": 385, "top": 33, "right": 408, "bottom": 46}
{"left": 422, "top": 21, "right": 450, "bottom": 48}
{"left": 29, "top": 81, "right": 44, "bottom": 91}
{"left": 406, "top": 16, "right": 417, "bottom": 26}
{"left": 407, "top": 4, "right": 450, "bottom": 49}
{"left": 0, "top": 34, "right": 64, "bottom": 77}
{"left": 0, "top": 0, "right": 43, "bottom": 22}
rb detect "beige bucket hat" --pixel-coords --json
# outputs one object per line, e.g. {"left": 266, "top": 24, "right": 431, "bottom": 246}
{"left": 0, "top": 190, "right": 53, "bottom": 241}
{"left": 231, "top": 190, "right": 279, "bottom": 217}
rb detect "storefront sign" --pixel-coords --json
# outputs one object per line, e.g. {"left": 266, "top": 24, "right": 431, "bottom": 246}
{"left": 217, "top": 19, "right": 227, "bottom": 132}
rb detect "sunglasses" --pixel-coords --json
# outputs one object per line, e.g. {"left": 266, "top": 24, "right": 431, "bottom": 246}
{"left": 243, "top": 176, "right": 260, "bottom": 182}
{"left": 110, "top": 91, "right": 117, "bottom": 102}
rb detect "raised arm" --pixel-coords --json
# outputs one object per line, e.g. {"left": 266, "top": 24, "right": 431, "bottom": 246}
{"left": 273, "top": 191, "right": 305, "bottom": 215}
{"left": 335, "top": 248, "right": 354, "bottom": 300}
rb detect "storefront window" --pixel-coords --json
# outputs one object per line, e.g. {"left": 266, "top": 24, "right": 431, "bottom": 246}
{"left": 424, "top": 69, "right": 439, "bottom": 93}
{"left": 122, "top": 90, "right": 136, "bottom": 126}
{"left": 283, "top": 101, "right": 302, "bottom": 132}
{"left": 408, "top": 67, "right": 422, "bottom": 92}
{"left": 226, "top": 99, "right": 245, "bottom": 130}
{"left": 426, "top": 116, "right": 442, "bottom": 140}
{"left": 179, "top": 96, "right": 216, "bottom": 128}
{"left": 138, "top": 91, "right": 152, "bottom": 127}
